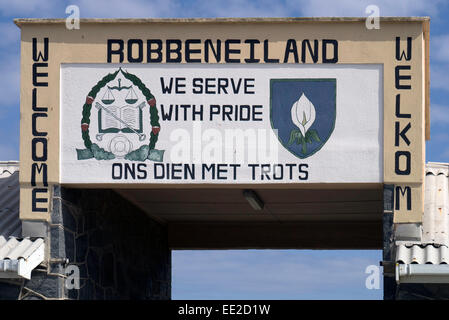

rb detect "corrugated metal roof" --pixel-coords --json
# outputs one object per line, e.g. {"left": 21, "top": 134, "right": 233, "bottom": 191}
{"left": 0, "top": 236, "right": 44, "bottom": 260}
{"left": 422, "top": 162, "right": 449, "bottom": 245}
{"left": 396, "top": 263, "right": 449, "bottom": 284}
{"left": 0, "top": 162, "right": 20, "bottom": 238}
{"left": 0, "top": 236, "right": 45, "bottom": 279}
{"left": 396, "top": 244, "right": 449, "bottom": 264}
{"left": 0, "top": 161, "right": 19, "bottom": 179}
{"left": 395, "top": 163, "right": 449, "bottom": 271}
{"left": 0, "top": 162, "right": 45, "bottom": 279}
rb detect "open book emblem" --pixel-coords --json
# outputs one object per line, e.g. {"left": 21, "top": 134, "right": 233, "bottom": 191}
{"left": 95, "top": 102, "right": 146, "bottom": 140}
{"left": 94, "top": 77, "right": 147, "bottom": 145}
{"left": 76, "top": 68, "right": 164, "bottom": 162}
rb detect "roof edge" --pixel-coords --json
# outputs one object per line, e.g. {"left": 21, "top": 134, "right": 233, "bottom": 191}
{"left": 427, "top": 161, "right": 449, "bottom": 167}
{"left": 0, "top": 161, "right": 19, "bottom": 178}
{"left": 0, "top": 161, "right": 19, "bottom": 166}
{"left": 426, "top": 162, "right": 449, "bottom": 176}
{"left": 14, "top": 16, "right": 431, "bottom": 27}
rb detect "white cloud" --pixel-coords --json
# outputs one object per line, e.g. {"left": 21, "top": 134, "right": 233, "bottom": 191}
{"left": 442, "top": 147, "right": 449, "bottom": 159}
{"left": 429, "top": 34, "right": 449, "bottom": 93}
{"left": 430, "top": 63, "right": 449, "bottom": 92}
{"left": 0, "top": 0, "right": 65, "bottom": 17}
{"left": 431, "top": 35, "right": 449, "bottom": 63}
{"left": 72, "top": 0, "right": 444, "bottom": 19}
{"left": 0, "top": 22, "right": 20, "bottom": 49}
{"left": 172, "top": 250, "right": 382, "bottom": 299}
{"left": 431, "top": 132, "right": 449, "bottom": 142}
{"left": 0, "top": 0, "right": 444, "bottom": 19}
{"left": 296, "top": 0, "right": 442, "bottom": 17}
{"left": 181, "top": 0, "right": 296, "bottom": 18}
{"left": 431, "top": 104, "right": 449, "bottom": 125}
{"left": 68, "top": 0, "right": 295, "bottom": 18}
{"left": 74, "top": 0, "right": 180, "bottom": 18}
{"left": 0, "top": 143, "right": 19, "bottom": 161}
{"left": 0, "top": 53, "right": 20, "bottom": 108}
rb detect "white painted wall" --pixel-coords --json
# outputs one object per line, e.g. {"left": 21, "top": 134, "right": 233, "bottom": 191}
{"left": 60, "top": 64, "right": 383, "bottom": 184}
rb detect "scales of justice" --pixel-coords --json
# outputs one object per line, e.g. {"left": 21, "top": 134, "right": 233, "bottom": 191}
{"left": 94, "top": 78, "right": 146, "bottom": 158}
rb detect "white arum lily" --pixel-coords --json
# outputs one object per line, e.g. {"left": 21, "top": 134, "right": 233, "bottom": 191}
{"left": 291, "top": 93, "right": 316, "bottom": 137}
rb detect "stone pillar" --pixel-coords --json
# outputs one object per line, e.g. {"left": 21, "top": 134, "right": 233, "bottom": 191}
{"left": 0, "top": 186, "right": 171, "bottom": 300}
{"left": 382, "top": 184, "right": 397, "bottom": 300}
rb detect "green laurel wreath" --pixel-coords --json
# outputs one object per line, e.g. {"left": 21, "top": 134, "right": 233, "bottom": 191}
{"left": 77, "top": 68, "right": 162, "bottom": 161}
{"left": 287, "top": 128, "right": 320, "bottom": 155}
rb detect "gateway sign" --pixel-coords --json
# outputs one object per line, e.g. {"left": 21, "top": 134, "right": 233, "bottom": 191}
{"left": 60, "top": 64, "right": 382, "bottom": 184}
{"left": 15, "top": 18, "right": 429, "bottom": 224}
{"left": 106, "top": 38, "right": 338, "bottom": 64}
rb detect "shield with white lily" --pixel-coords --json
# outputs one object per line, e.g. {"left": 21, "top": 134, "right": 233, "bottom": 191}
{"left": 270, "top": 79, "right": 336, "bottom": 159}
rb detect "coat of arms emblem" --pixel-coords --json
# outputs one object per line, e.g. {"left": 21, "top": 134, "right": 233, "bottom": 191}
{"left": 270, "top": 78, "right": 336, "bottom": 159}
{"left": 76, "top": 68, "right": 164, "bottom": 162}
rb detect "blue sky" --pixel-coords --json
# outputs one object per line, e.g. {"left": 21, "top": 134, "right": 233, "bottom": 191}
{"left": 1, "top": 0, "right": 448, "bottom": 299}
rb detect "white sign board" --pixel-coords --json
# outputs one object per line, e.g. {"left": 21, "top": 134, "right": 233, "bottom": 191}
{"left": 60, "top": 64, "right": 383, "bottom": 184}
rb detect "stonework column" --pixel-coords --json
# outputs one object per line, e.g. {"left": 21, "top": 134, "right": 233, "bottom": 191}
{"left": 383, "top": 184, "right": 397, "bottom": 300}
{"left": 0, "top": 186, "right": 171, "bottom": 300}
